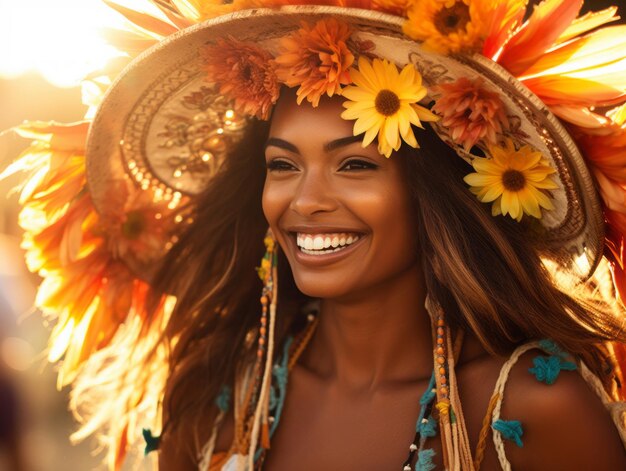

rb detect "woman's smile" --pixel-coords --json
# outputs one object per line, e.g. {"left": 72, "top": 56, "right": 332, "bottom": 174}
{"left": 288, "top": 229, "right": 368, "bottom": 265}
{"left": 296, "top": 232, "right": 361, "bottom": 252}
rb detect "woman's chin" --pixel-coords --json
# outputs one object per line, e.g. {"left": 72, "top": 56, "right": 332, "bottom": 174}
{"left": 292, "top": 274, "right": 357, "bottom": 300}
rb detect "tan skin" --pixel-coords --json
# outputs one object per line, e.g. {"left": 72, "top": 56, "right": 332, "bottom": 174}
{"left": 159, "top": 92, "right": 626, "bottom": 470}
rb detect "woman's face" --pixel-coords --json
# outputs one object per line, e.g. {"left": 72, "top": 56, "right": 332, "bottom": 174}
{"left": 262, "top": 91, "right": 420, "bottom": 300}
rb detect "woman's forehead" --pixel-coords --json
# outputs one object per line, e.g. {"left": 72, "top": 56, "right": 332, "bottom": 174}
{"left": 269, "top": 91, "right": 355, "bottom": 143}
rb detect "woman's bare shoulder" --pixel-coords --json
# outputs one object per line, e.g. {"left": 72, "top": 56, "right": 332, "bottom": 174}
{"left": 497, "top": 349, "right": 626, "bottom": 470}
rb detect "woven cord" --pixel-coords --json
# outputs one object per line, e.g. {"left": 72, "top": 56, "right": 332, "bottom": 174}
{"left": 490, "top": 342, "right": 539, "bottom": 471}
{"left": 473, "top": 393, "right": 500, "bottom": 470}
{"left": 447, "top": 330, "right": 475, "bottom": 471}
{"left": 287, "top": 316, "right": 318, "bottom": 370}
{"left": 425, "top": 297, "right": 476, "bottom": 471}
{"left": 578, "top": 361, "right": 626, "bottom": 446}
{"left": 246, "top": 263, "right": 279, "bottom": 470}
{"left": 446, "top": 327, "right": 461, "bottom": 471}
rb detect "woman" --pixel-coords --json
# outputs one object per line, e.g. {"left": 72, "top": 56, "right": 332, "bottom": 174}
{"left": 5, "top": 1, "right": 626, "bottom": 470}
{"left": 154, "top": 88, "right": 626, "bottom": 469}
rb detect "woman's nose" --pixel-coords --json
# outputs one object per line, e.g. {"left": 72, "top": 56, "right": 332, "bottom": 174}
{"left": 289, "top": 170, "right": 338, "bottom": 216}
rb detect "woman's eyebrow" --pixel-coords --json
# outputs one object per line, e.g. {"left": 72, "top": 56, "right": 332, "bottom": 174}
{"left": 265, "top": 138, "right": 299, "bottom": 154}
{"left": 265, "top": 135, "right": 364, "bottom": 154}
{"left": 323, "top": 135, "right": 362, "bottom": 152}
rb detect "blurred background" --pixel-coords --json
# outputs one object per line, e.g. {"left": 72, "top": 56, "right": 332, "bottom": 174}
{"left": 0, "top": 1, "right": 155, "bottom": 469}
{"left": 0, "top": 0, "right": 625, "bottom": 470}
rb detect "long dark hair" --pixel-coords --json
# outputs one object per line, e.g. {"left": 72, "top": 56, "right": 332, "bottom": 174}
{"left": 148, "top": 119, "right": 626, "bottom": 460}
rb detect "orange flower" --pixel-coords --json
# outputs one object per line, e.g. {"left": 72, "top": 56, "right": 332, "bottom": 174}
{"left": 592, "top": 170, "right": 626, "bottom": 218}
{"left": 274, "top": 18, "right": 354, "bottom": 107}
{"left": 497, "top": 0, "right": 584, "bottom": 75}
{"left": 578, "top": 132, "right": 626, "bottom": 183}
{"left": 20, "top": 194, "right": 98, "bottom": 274}
{"left": 202, "top": 37, "right": 280, "bottom": 120}
{"left": 3, "top": 122, "right": 90, "bottom": 223}
{"left": 478, "top": 0, "right": 527, "bottom": 59}
{"left": 517, "top": 25, "right": 626, "bottom": 109}
{"left": 403, "top": 0, "right": 488, "bottom": 54}
{"left": 494, "top": 1, "right": 626, "bottom": 126}
{"left": 567, "top": 104, "right": 626, "bottom": 219}
{"left": 432, "top": 77, "right": 508, "bottom": 151}
{"left": 2, "top": 120, "right": 160, "bottom": 388}
{"left": 98, "top": 182, "right": 173, "bottom": 265}
{"left": 575, "top": 107, "right": 626, "bottom": 216}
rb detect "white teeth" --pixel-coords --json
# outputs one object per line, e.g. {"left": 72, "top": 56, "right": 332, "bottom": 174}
{"left": 295, "top": 232, "right": 361, "bottom": 254}
{"left": 301, "top": 247, "right": 341, "bottom": 255}
{"left": 313, "top": 236, "right": 324, "bottom": 250}
{"left": 304, "top": 237, "right": 313, "bottom": 250}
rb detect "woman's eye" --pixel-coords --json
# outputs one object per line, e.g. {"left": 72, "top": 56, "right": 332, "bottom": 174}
{"left": 266, "top": 159, "right": 296, "bottom": 172}
{"left": 340, "top": 159, "right": 378, "bottom": 171}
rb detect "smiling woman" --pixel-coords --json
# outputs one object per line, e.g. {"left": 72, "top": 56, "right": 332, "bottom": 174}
{"left": 4, "top": 1, "right": 626, "bottom": 471}
{"left": 263, "top": 91, "right": 419, "bottom": 300}
{"left": 152, "top": 82, "right": 626, "bottom": 470}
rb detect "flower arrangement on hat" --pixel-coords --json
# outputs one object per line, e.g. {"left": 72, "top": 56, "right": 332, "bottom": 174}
{"left": 3, "top": 0, "right": 626, "bottom": 469}
{"left": 200, "top": 11, "right": 562, "bottom": 224}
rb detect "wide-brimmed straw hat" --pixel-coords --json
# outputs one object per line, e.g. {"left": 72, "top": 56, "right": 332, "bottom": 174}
{"left": 89, "top": 5, "right": 607, "bottom": 280}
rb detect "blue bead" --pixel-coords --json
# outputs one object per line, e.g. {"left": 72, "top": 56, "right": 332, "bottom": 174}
{"left": 416, "top": 448, "right": 436, "bottom": 471}
{"left": 492, "top": 419, "right": 524, "bottom": 447}
{"left": 142, "top": 428, "right": 161, "bottom": 455}
{"left": 418, "top": 416, "right": 437, "bottom": 438}
{"left": 529, "top": 355, "right": 576, "bottom": 385}
{"left": 269, "top": 385, "right": 278, "bottom": 410}
{"left": 538, "top": 339, "right": 562, "bottom": 355}
{"left": 215, "top": 384, "right": 231, "bottom": 412}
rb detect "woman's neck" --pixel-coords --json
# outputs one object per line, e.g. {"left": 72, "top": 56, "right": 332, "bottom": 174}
{"left": 298, "top": 263, "right": 434, "bottom": 392}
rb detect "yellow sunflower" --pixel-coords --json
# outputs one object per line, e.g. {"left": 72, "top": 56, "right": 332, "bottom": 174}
{"left": 463, "top": 139, "right": 558, "bottom": 221}
{"left": 341, "top": 57, "right": 439, "bottom": 157}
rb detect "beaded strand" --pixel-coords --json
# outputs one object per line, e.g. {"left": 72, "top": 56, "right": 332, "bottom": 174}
{"left": 253, "top": 312, "right": 318, "bottom": 468}
{"left": 402, "top": 373, "right": 437, "bottom": 470}
{"left": 428, "top": 298, "right": 475, "bottom": 471}
{"left": 432, "top": 307, "right": 453, "bottom": 470}
{"left": 435, "top": 316, "right": 450, "bottom": 400}
{"left": 246, "top": 233, "right": 280, "bottom": 468}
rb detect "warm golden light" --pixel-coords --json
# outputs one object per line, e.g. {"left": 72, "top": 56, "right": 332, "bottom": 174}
{"left": 0, "top": 0, "right": 124, "bottom": 88}
{"left": 1, "top": 337, "right": 36, "bottom": 372}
